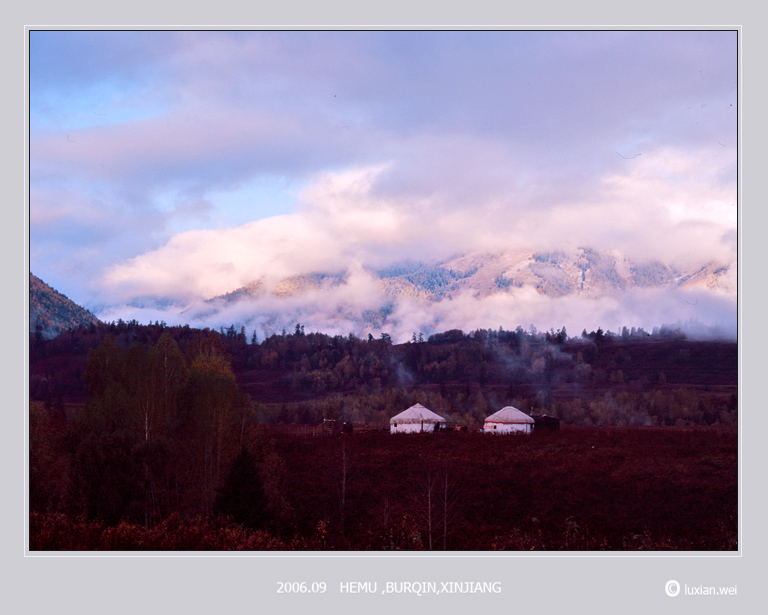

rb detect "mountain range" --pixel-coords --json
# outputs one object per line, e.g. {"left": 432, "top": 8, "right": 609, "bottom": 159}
{"left": 209, "top": 248, "right": 735, "bottom": 305}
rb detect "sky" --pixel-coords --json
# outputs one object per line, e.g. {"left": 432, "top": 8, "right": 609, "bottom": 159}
{"left": 29, "top": 29, "right": 738, "bottom": 341}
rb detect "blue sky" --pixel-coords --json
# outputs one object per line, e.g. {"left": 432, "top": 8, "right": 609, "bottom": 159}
{"left": 29, "top": 29, "right": 738, "bottom": 338}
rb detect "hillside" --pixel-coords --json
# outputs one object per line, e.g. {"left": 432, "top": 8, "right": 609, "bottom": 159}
{"left": 29, "top": 273, "right": 100, "bottom": 340}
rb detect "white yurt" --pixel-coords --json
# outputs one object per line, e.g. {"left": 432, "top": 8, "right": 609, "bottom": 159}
{"left": 390, "top": 403, "right": 447, "bottom": 434}
{"left": 483, "top": 406, "right": 535, "bottom": 435}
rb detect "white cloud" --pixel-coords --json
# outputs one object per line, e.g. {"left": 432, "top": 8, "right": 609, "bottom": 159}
{"left": 100, "top": 149, "right": 736, "bottom": 297}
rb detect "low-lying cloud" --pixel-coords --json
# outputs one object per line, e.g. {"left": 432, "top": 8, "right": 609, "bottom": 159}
{"left": 97, "top": 268, "right": 737, "bottom": 343}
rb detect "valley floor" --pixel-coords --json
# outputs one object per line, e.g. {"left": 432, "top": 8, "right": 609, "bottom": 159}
{"left": 30, "top": 425, "right": 738, "bottom": 552}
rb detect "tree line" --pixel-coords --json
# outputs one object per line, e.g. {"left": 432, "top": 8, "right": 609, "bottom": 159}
{"left": 31, "top": 320, "right": 737, "bottom": 427}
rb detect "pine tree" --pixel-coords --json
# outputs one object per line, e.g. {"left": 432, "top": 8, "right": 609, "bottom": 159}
{"left": 214, "top": 449, "right": 270, "bottom": 530}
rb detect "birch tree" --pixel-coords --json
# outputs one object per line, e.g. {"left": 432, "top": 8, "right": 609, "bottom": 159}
{"left": 175, "top": 353, "right": 241, "bottom": 516}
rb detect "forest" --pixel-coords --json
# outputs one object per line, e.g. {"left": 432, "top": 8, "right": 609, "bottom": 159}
{"left": 29, "top": 320, "right": 738, "bottom": 550}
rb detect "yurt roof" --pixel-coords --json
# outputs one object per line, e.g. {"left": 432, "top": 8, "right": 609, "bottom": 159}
{"left": 390, "top": 403, "right": 446, "bottom": 424}
{"left": 484, "top": 406, "right": 535, "bottom": 424}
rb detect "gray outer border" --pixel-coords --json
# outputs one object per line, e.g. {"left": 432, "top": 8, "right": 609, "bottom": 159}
{"left": 9, "top": 4, "right": 760, "bottom": 614}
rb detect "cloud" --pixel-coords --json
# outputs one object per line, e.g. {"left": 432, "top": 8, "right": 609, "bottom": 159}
{"left": 30, "top": 30, "right": 738, "bottom": 337}
{"left": 99, "top": 146, "right": 736, "bottom": 294}
{"left": 100, "top": 165, "right": 401, "bottom": 300}
{"left": 97, "top": 271, "right": 737, "bottom": 344}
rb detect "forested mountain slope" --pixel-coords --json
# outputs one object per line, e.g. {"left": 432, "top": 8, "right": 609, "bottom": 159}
{"left": 29, "top": 273, "right": 100, "bottom": 340}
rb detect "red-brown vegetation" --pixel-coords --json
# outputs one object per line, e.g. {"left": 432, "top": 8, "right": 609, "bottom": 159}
{"left": 31, "top": 426, "right": 737, "bottom": 551}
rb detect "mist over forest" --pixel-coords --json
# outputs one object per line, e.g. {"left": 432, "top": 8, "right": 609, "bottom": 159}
{"left": 93, "top": 247, "right": 737, "bottom": 345}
